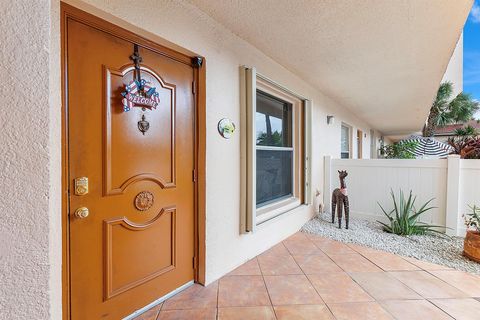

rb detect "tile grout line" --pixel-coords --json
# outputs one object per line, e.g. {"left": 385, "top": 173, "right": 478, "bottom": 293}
{"left": 223, "top": 256, "right": 277, "bottom": 318}
{"left": 390, "top": 268, "right": 474, "bottom": 300}
{"left": 216, "top": 279, "right": 220, "bottom": 320}
{"left": 263, "top": 242, "right": 284, "bottom": 319}
{"left": 153, "top": 303, "right": 161, "bottom": 320}
{"left": 388, "top": 271, "right": 456, "bottom": 301}
{"left": 311, "top": 243, "right": 350, "bottom": 273}
{"left": 156, "top": 293, "right": 165, "bottom": 319}
{"left": 303, "top": 233, "right": 411, "bottom": 320}
{"left": 423, "top": 268, "right": 476, "bottom": 296}
{"left": 314, "top": 237, "right": 431, "bottom": 283}
{"left": 425, "top": 299, "right": 458, "bottom": 320}
{"left": 294, "top": 235, "right": 339, "bottom": 319}
{"left": 356, "top": 250, "right": 421, "bottom": 273}
{"left": 308, "top": 234, "right": 376, "bottom": 273}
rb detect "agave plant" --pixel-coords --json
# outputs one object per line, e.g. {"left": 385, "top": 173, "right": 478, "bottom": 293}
{"left": 377, "top": 190, "right": 443, "bottom": 236}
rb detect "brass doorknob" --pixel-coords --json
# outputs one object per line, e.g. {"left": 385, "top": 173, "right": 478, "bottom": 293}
{"left": 74, "top": 207, "right": 90, "bottom": 219}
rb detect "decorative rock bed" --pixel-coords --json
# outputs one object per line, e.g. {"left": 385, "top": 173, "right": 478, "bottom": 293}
{"left": 302, "top": 213, "right": 480, "bottom": 274}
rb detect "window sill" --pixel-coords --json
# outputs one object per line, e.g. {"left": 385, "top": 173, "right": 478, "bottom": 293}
{"left": 256, "top": 197, "right": 302, "bottom": 225}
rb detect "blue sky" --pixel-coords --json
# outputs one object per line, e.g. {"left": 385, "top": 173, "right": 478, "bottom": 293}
{"left": 464, "top": 0, "right": 480, "bottom": 103}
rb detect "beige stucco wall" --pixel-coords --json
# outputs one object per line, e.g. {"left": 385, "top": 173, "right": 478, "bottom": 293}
{"left": 1, "top": 0, "right": 383, "bottom": 318}
{"left": 0, "top": 0, "right": 62, "bottom": 319}
{"left": 442, "top": 32, "right": 464, "bottom": 95}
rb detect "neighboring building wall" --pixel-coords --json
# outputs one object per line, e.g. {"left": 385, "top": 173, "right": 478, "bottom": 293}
{"left": 434, "top": 120, "right": 480, "bottom": 143}
{"left": 0, "top": 0, "right": 386, "bottom": 318}
{"left": 442, "top": 32, "right": 463, "bottom": 95}
{"left": 369, "top": 129, "right": 390, "bottom": 159}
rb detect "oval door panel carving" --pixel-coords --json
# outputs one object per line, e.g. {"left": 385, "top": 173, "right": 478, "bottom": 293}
{"left": 134, "top": 191, "right": 154, "bottom": 211}
{"left": 104, "top": 65, "right": 176, "bottom": 195}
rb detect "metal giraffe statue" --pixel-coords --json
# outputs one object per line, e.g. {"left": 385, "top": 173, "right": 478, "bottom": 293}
{"left": 331, "top": 170, "right": 350, "bottom": 229}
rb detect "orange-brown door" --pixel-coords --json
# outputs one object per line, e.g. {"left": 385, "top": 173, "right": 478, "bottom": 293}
{"left": 357, "top": 130, "right": 363, "bottom": 159}
{"left": 65, "top": 10, "right": 196, "bottom": 319}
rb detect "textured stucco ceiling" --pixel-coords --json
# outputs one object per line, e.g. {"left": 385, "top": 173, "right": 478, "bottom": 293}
{"left": 188, "top": 0, "right": 472, "bottom": 134}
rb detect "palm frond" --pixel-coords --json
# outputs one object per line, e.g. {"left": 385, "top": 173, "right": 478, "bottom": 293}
{"left": 448, "top": 92, "right": 480, "bottom": 123}
{"left": 425, "top": 82, "right": 479, "bottom": 137}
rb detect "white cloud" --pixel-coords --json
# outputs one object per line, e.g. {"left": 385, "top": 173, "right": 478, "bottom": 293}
{"left": 471, "top": 2, "right": 480, "bottom": 23}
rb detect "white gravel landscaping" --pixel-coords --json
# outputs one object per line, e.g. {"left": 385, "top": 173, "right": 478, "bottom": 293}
{"left": 302, "top": 213, "right": 480, "bottom": 274}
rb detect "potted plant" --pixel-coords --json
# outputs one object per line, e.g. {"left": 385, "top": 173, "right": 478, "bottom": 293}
{"left": 463, "top": 205, "right": 480, "bottom": 263}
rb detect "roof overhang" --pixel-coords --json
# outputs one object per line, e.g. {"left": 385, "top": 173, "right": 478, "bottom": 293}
{"left": 188, "top": 0, "right": 472, "bottom": 134}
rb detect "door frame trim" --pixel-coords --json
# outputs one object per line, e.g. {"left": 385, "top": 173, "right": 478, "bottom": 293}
{"left": 60, "top": 3, "right": 206, "bottom": 319}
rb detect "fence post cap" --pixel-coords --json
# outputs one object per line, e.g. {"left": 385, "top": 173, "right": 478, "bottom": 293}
{"left": 447, "top": 154, "right": 461, "bottom": 159}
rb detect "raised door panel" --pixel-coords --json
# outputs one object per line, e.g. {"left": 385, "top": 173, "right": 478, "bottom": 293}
{"left": 104, "top": 207, "right": 176, "bottom": 300}
{"left": 104, "top": 66, "right": 176, "bottom": 195}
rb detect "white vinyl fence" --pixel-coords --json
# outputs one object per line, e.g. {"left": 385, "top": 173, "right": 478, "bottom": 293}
{"left": 324, "top": 155, "right": 480, "bottom": 236}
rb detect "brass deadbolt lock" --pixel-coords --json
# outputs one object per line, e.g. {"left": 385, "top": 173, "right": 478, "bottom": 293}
{"left": 75, "top": 207, "right": 90, "bottom": 219}
{"left": 74, "top": 177, "right": 89, "bottom": 196}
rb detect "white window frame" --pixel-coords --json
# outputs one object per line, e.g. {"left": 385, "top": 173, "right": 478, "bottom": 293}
{"left": 240, "top": 66, "right": 312, "bottom": 233}
{"left": 357, "top": 129, "right": 363, "bottom": 159}
{"left": 341, "top": 123, "right": 352, "bottom": 159}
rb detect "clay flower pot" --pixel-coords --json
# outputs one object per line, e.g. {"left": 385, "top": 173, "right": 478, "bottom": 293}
{"left": 464, "top": 230, "right": 480, "bottom": 263}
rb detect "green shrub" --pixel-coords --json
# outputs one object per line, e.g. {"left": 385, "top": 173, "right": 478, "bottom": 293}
{"left": 454, "top": 125, "right": 479, "bottom": 137}
{"left": 377, "top": 190, "right": 444, "bottom": 236}
{"left": 380, "top": 141, "right": 418, "bottom": 159}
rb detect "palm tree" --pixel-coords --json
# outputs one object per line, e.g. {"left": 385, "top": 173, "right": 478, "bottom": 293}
{"left": 423, "top": 82, "right": 479, "bottom": 137}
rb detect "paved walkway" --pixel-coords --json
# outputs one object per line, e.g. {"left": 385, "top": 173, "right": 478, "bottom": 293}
{"left": 135, "top": 232, "right": 480, "bottom": 319}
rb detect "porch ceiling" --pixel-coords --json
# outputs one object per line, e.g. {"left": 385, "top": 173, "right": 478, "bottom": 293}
{"left": 188, "top": 0, "right": 472, "bottom": 134}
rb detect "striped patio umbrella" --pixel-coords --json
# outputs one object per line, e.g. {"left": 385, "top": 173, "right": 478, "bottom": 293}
{"left": 401, "top": 135, "right": 453, "bottom": 158}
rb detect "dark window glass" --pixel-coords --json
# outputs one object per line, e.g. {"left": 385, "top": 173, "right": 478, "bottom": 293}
{"left": 256, "top": 91, "right": 292, "bottom": 147}
{"left": 256, "top": 148, "right": 293, "bottom": 207}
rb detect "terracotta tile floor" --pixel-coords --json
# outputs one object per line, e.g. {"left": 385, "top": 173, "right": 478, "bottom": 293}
{"left": 134, "top": 232, "right": 480, "bottom": 320}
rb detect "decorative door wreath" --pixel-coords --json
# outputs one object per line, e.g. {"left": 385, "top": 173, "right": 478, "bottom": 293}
{"left": 121, "top": 44, "right": 160, "bottom": 135}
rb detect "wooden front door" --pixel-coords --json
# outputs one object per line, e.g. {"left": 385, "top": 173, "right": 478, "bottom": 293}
{"left": 357, "top": 130, "right": 363, "bottom": 159}
{"left": 64, "top": 6, "right": 199, "bottom": 319}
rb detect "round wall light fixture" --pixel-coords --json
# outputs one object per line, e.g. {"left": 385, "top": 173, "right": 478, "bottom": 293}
{"left": 218, "top": 118, "right": 236, "bottom": 139}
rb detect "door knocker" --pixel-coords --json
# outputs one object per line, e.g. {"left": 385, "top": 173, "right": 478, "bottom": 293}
{"left": 121, "top": 44, "right": 160, "bottom": 135}
{"left": 137, "top": 114, "right": 150, "bottom": 135}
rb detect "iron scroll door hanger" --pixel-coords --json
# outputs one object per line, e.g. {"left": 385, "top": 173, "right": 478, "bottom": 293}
{"left": 132, "top": 44, "right": 149, "bottom": 135}
{"left": 130, "top": 44, "right": 143, "bottom": 91}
